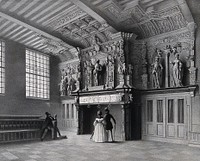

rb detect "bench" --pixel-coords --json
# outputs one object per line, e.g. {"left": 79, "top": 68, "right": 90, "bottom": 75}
{"left": 0, "top": 115, "right": 44, "bottom": 143}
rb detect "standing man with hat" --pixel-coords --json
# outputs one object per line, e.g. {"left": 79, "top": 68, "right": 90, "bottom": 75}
{"left": 104, "top": 107, "right": 116, "bottom": 142}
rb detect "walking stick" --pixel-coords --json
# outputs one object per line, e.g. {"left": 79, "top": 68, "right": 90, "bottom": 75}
{"left": 113, "top": 124, "right": 116, "bottom": 141}
{"left": 90, "top": 131, "right": 94, "bottom": 140}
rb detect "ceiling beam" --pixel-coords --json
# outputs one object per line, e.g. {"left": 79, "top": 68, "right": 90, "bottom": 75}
{"left": 0, "top": 11, "right": 73, "bottom": 49}
{"left": 70, "top": 0, "right": 117, "bottom": 32}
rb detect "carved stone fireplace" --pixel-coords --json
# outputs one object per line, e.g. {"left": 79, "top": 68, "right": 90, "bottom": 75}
{"left": 73, "top": 88, "right": 141, "bottom": 141}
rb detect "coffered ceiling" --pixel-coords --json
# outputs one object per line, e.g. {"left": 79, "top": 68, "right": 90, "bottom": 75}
{"left": 0, "top": 0, "right": 194, "bottom": 59}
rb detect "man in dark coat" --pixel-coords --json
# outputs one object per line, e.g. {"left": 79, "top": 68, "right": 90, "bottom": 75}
{"left": 103, "top": 108, "right": 116, "bottom": 142}
{"left": 41, "top": 112, "right": 54, "bottom": 141}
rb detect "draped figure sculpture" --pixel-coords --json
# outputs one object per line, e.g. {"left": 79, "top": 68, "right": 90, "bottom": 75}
{"left": 93, "top": 60, "right": 102, "bottom": 86}
{"left": 152, "top": 56, "right": 163, "bottom": 88}
{"left": 106, "top": 55, "right": 114, "bottom": 88}
{"left": 84, "top": 60, "right": 94, "bottom": 89}
{"left": 60, "top": 72, "right": 67, "bottom": 96}
{"left": 171, "top": 53, "right": 183, "bottom": 87}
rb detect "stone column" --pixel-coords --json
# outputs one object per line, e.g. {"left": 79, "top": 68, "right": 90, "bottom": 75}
{"left": 121, "top": 104, "right": 126, "bottom": 141}
{"left": 189, "top": 59, "right": 197, "bottom": 85}
{"left": 164, "top": 51, "right": 170, "bottom": 88}
{"left": 76, "top": 104, "right": 81, "bottom": 135}
{"left": 75, "top": 99, "right": 83, "bottom": 135}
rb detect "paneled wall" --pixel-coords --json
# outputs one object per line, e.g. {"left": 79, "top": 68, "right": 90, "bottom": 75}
{"left": 60, "top": 99, "right": 77, "bottom": 131}
{"left": 142, "top": 89, "right": 193, "bottom": 144}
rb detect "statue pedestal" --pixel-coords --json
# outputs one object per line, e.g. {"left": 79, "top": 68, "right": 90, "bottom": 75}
{"left": 116, "top": 74, "right": 128, "bottom": 89}
{"left": 126, "top": 75, "right": 132, "bottom": 88}
{"left": 88, "top": 85, "right": 104, "bottom": 91}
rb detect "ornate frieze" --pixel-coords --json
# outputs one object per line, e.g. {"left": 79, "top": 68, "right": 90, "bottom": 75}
{"left": 147, "top": 24, "right": 195, "bottom": 46}
{"left": 39, "top": 35, "right": 73, "bottom": 55}
{"left": 48, "top": 6, "right": 86, "bottom": 30}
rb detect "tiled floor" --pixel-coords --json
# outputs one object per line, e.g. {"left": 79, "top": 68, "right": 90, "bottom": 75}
{"left": 0, "top": 131, "right": 200, "bottom": 161}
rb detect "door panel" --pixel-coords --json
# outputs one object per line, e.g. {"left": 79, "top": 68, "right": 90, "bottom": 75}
{"left": 177, "top": 125, "right": 184, "bottom": 138}
{"left": 167, "top": 125, "right": 175, "bottom": 137}
{"left": 143, "top": 95, "right": 188, "bottom": 142}
{"left": 147, "top": 124, "right": 154, "bottom": 135}
{"left": 157, "top": 124, "right": 164, "bottom": 136}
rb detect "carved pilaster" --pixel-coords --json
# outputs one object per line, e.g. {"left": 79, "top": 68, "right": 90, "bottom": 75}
{"left": 188, "top": 54, "right": 197, "bottom": 85}
{"left": 126, "top": 64, "right": 133, "bottom": 88}
{"left": 106, "top": 54, "right": 115, "bottom": 89}
{"left": 76, "top": 104, "right": 83, "bottom": 135}
{"left": 121, "top": 104, "right": 126, "bottom": 141}
{"left": 116, "top": 39, "right": 126, "bottom": 88}
{"left": 164, "top": 48, "right": 170, "bottom": 88}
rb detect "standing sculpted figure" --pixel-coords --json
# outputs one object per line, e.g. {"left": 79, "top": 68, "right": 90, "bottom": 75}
{"left": 60, "top": 72, "right": 67, "bottom": 96}
{"left": 66, "top": 67, "right": 74, "bottom": 95}
{"left": 106, "top": 55, "right": 115, "bottom": 88}
{"left": 152, "top": 56, "right": 163, "bottom": 88}
{"left": 93, "top": 60, "right": 102, "bottom": 86}
{"left": 171, "top": 53, "right": 183, "bottom": 87}
{"left": 84, "top": 60, "right": 94, "bottom": 88}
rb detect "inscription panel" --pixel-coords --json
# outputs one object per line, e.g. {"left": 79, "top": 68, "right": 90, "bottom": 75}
{"left": 79, "top": 94, "right": 122, "bottom": 104}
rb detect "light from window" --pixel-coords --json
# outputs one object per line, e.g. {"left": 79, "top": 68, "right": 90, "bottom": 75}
{"left": 157, "top": 100, "right": 163, "bottom": 122}
{"left": 147, "top": 100, "right": 153, "bottom": 122}
{"left": 71, "top": 104, "right": 74, "bottom": 119}
{"left": 168, "top": 99, "right": 174, "bottom": 123}
{"left": 178, "top": 99, "right": 184, "bottom": 123}
{"left": 66, "top": 104, "right": 69, "bottom": 119}
{"left": 26, "top": 49, "right": 49, "bottom": 99}
{"left": 62, "top": 104, "right": 65, "bottom": 119}
{"left": 0, "top": 41, "right": 5, "bottom": 94}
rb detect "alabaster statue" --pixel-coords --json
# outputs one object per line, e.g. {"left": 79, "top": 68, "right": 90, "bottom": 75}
{"left": 60, "top": 72, "right": 67, "bottom": 96}
{"left": 93, "top": 60, "right": 102, "bottom": 86}
{"left": 152, "top": 56, "right": 163, "bottom": 88}
{"left": 171, "top": 53, "right": 183, "bottom": 87}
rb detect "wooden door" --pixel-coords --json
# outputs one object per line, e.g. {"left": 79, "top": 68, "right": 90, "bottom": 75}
{"left": 166, "top": 97, "right": 187, "bottom": 140}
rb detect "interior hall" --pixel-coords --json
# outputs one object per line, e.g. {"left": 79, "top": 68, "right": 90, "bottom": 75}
{"left": 0, "top": 0, "right": 200, "bottom": 161}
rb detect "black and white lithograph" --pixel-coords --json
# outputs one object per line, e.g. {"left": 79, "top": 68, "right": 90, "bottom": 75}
{"left": 0, "top": 0, "right": 200, "bottom": 161}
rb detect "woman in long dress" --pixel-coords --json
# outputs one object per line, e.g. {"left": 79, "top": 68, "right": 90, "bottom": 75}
{"left": 92, "top": 111, "right": 106, "bottom": 142}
